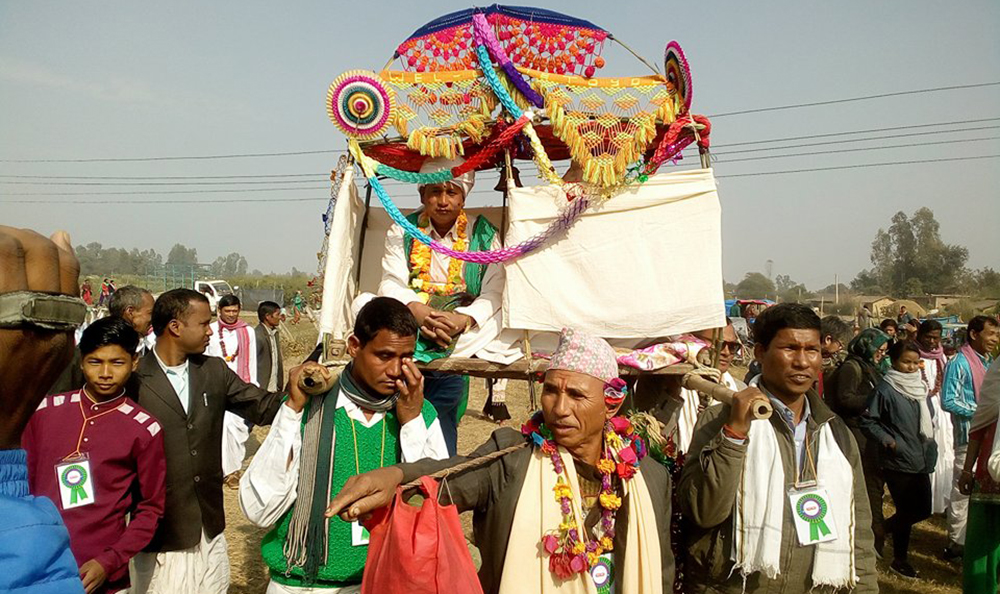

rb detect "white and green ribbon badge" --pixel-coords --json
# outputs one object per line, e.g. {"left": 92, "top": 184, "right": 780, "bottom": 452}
{"left": 60, "top": 464, "right": 89, "bottom": 505}
{"left": 795, "top": 493, "right": 832, "bottom": 542}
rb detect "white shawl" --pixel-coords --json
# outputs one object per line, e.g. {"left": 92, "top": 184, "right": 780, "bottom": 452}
{"left": 733, "top": 415, "right": 857, "bottom": 590}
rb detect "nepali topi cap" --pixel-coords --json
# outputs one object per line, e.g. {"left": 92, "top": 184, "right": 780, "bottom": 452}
{"left": 548, "top": 327, "right": 627, "bottom": 401}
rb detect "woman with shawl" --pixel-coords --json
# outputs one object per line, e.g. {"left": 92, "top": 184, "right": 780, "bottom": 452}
{"left": 826, "top": 327, "right": 890, "bottom": 551}
{"left": 860, "top": 341, "right": 937, "bottom": 576}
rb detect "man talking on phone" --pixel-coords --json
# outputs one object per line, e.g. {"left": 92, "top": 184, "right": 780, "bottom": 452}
{"left": 239, "top": 296, "right": 448, "bottom": 593}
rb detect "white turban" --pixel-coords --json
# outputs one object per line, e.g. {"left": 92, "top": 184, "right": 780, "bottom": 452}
{"left": 417, "top": 156, "right": 475, "bottom": 198}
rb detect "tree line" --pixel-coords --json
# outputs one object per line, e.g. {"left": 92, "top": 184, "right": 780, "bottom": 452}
{"left": 730, "top": 207, "right": 998, "bottom": 302}
{"left": 77, "top": 242, "right": 255, "bottom": 278}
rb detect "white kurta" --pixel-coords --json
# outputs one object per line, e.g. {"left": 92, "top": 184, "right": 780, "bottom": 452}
{"left": 924, "top": 356, "right": 955, "bottom": 514}
{"left": 378, "top": 214, "right": 508, "bottom": 360}
{"left": 240, "top": 392, "right": 449, "bottom": 592}
{"left": 207, "top": 321, "right": 259, "bottom": 475}
{"left": 676, "top": 371, "right": 743, "bottom": 455}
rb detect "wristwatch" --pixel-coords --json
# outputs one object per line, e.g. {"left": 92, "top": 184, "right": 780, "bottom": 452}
{"left": 0, "top": 291, "right": 87, "bottom": 331}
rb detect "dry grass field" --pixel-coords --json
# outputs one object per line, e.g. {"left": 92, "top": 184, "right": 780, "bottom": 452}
{"left": 222, "top": 320, "right": 962, "bottom": 593}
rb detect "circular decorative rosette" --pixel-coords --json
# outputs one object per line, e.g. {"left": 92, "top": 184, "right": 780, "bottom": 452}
{"left": 327, "top": 70, "right": 395, "bottom": 139}
{"left": 60, "top": 464, "right": 89, "bottom": 504}
{"left": 590, "top": 555, "right": 614, "bottom": 594}
{"left": 795, "top": 493, "right": 832, "bottom": 542}
{"left": 663, "top": 41, "right": 693, "bottom": 113}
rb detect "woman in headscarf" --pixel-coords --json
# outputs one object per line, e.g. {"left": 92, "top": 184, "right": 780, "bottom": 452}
{"left": 860, "top": 341, "right": 937, "bottom": 575}
{"left": 826, "top": 327, "right": 891, "bottom": 557}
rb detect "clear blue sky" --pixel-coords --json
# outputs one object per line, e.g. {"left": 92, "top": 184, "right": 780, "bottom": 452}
{"left": 1, "top": 1, "right": 997, "bottom": 287}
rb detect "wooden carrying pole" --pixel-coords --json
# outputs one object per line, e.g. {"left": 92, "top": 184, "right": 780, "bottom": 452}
{"left": 682, "top": 373, "right": 771, "bottom": 420}
{"left": 299, "top": 359, "right": 772, "bottom": 420}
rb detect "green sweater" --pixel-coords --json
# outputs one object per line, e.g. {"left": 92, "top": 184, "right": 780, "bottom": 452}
{"left": 262, "top": 401, "right": 437, "bottom": 588}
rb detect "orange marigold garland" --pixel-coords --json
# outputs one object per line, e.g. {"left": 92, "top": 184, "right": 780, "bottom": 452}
{"left": 408, "top": 211, "right": 468, "bottom": 299}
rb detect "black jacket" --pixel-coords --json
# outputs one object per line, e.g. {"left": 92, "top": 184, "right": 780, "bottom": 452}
{"left": 825, "top": 356, "right": 880, "bottom": 427}
{"left": 254, "top": 323, "right": 284, "bottom": 390}
{"left": 860, "top": 380, "right": 938, "bottom": 474}
{"left": 130, "top": 351, "right": 285, "bottom": 551}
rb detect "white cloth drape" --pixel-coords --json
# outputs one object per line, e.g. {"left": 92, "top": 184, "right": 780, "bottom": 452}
{"left": 924, "top": 357, "right": 955, "bottom": 514}
{"left": 503, "top": 169, "right": 725, "bottom": 338}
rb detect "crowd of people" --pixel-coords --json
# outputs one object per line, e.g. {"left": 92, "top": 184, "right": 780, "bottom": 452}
{"left": 1, "top": 161, "right": 998, "bottom": 594}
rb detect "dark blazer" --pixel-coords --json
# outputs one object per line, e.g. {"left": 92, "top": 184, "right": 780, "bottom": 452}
{"left": 254, "top": 323, "right": 283, "bottom": 390}
{"left": 130, "top": 351, "right": 285, "bottom": 552}
{"left": 397, "top": 428, "right": 675, "bottom": 594}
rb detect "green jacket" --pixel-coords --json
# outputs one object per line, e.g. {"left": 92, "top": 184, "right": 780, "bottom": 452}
{"left": 678, "top": 390, "right": 878, "bottom": 593}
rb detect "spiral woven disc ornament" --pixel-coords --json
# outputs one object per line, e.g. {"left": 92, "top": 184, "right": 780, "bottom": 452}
{"left": 663, "top": 41, "right": 692, "bottom": 113}
{"left": 327, "top": 70, "right": 395, "bottom": 139}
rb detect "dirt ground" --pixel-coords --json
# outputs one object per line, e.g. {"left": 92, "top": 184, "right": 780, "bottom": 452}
{"left": 222, "top": 321, "right": 962, "bottom": 593}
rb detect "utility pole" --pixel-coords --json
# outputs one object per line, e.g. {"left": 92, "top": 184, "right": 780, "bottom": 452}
{"left": 835, "top": 274, "right": 839, "bottom": 305}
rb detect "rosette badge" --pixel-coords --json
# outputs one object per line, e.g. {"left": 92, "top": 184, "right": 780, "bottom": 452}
{"left": 327, "top": 70, "right": 396, "bottom": 139}
{"left": 795, "top": 493, "right": 832, "bottom": 542}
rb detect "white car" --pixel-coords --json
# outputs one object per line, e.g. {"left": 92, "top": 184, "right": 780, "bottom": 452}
{"left": 194, "top": 280, "right": 235, "bottom": 313}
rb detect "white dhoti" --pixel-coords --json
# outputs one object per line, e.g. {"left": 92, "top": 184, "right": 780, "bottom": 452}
{"left": 930, "top": 396, "right": 955, "bottom": 514}
{"left": 131, "top": 530, "right": 230, "bottom": 594}
{"left": 221, "top": 411, "right": 250, "bottom": 476}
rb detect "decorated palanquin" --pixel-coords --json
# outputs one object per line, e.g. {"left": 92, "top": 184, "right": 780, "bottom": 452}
{"left": 317, "top": 5, "right": 725, "bottom": 374}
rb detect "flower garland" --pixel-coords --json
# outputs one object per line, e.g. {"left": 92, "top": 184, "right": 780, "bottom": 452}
{"left": 408, "top": 211, "right": 468, "bottom": 298}
{"left": 520, "top": 411, "right": 647, "bottom": 580}
{"left": 218, "top": 332, "right": 238, "bottom": 363}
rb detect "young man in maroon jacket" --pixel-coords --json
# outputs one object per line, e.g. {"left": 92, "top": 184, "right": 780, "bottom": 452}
{"left": 23, "top": 316, "right": 167, "bottom": 594}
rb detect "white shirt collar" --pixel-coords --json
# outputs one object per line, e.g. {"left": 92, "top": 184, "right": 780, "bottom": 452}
{"left": 335, "top": 389, "right": 386, "bottom": 428}
{"left": 153, "top": 346, "right": 189, "bottom": 376}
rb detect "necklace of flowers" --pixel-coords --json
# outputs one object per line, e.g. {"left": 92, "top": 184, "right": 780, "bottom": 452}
{"left": 218, "top": 328, "right": 238, "bottom": 362}
{"left": 919, "top": 359, "right": 943, "bottom": 396}
{"left": 408, "top": 211, "right": 468, "bottom": 298}
{"left": 520, "top": 412, "right": 648, "bottom": 580}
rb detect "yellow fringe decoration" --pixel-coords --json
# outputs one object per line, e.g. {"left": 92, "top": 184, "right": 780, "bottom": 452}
{"left": 533, "top": 79, "right": 679, "bottom": 187}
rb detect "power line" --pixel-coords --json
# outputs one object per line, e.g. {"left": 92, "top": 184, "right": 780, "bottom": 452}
{"left": 1, "top": 185, "right": 330, "bottom": 197}
{"left": 1, "top": 196, "right": 330, "bottom": 204}
{"left": 715, "top": 154, "right": 1000, "bottom": 179}
{"left": 3, "top": 83, "right": 998, "bottom": 164}
{"left": 709, "top": 81, "right": 1000, "bottom": 118}
{"left": 6, "top": 154, "right": 998, "bottom": 203}
{"left": 0, "top": 178, "right": 330, "bottom": 187}
{"left": 713, "top": 125, "right": 1000, "bottom": 156}
{"left": 715, "top": 136, "right": 1000, "bottom": 164}
{"left": 5, "top": 135, "right": 994, "bottom": 187}
{"left": 713, "top": 117, "right": 1000, "bottom": 148}
{"left": 0, "top": 173, "right": 325, "bottom": 180}
{"left": 0, "top": 149, "right": 346, "bottom": 164}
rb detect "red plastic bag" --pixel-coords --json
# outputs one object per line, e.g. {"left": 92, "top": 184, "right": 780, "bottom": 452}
{"left": 361, "top": 476, "right": 484, "bottom": 594}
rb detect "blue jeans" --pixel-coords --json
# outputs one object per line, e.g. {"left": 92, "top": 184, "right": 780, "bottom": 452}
{"left": 422, "top": 372, "right": 466, "bottom": 456}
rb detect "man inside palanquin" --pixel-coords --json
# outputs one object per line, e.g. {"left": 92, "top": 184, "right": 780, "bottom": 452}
{"left": 376, "top": 156, "right": 504, "bottom": 455}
